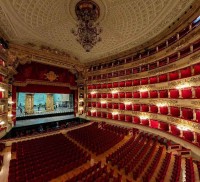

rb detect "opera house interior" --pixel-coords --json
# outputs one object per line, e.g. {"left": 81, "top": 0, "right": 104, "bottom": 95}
{"left": 0, "top": 0, "right": 200, "bottom": 181}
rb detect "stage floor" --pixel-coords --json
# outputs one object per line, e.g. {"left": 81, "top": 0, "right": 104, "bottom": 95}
{"left": 15, "top": 114, "right": 75, "bottom": 128}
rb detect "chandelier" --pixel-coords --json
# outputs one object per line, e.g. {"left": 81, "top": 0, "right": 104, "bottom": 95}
{"left": 71, "top": 0, "right": 102, "bottom": 52}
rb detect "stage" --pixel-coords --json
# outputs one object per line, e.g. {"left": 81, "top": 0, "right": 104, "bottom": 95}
{"left": 15, "top": 114, "right": 76, "bottom": 128}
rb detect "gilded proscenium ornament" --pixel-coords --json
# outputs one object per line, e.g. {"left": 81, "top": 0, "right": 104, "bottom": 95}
{"left": 44, "top": 71, "right": 59, "bottom": 82}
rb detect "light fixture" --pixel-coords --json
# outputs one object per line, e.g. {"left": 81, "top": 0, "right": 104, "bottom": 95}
{"left": 0, "top": 121, "right": 5, "bottom": 125}
{"left": 91, "top": 109, "right": 96, "bottom": 113}
{"left": 177, "top": 125, "right": 190, "bottom": 131}
{"left": 8, "top": 114, "right": 13, "bottom": 117}
{"left": 139, "top": 88, "right": 148, "bottom": 92}
{"left": 0, "top": 88, "right": 5, "bottom": 91}
{"left": 72, "top": 0, "right": 102, "bottom": 52}
{"left": 91, "top": 91, "right": 97, "bottom": 95}
{"left": 111, "top": 90, "right": 118, "bottom": 94}
{"left": 8, "top": 101, "right": 14, "bottom": 105}
{"left": 124, "top": 102, "right": 131, "bottom": 105}
{"left": 100, "top": 101, "right": 107, "bottom": 104}
{"left": 140, "top": 115, "right": 148, "bottom": 120}
{"left": 112, "top": 112, "right": 119, "bottom": 115}
{"left": 156, "top": 103, "right": 167, "bottom": 107}
{"left": 176, "top": 83, "right": 190, "bottom": 89}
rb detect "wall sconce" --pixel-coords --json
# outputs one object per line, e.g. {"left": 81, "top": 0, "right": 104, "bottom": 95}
{"left": 112, "top": 112, "right": 119, "bottom": 115}
{"left": 0, "top": 88, "right": 5, "bottom": 91}
{"left": 111, "top": 90, "right": 118, "bottom": 94}
{"left": 8, "top": 101, "right": 14, "bottom": 105}
{"left": 91, "top": 91, "right": 97, "bottom": 95}
{"left": 91, "top": 109, "right": 96, "bottom": 113}
{"left": 139, "top": 88, "right": 148, "bottom": 92}
{"left": 176, "top": 83, "right": 190, "bottom": 89}
{"left": 156, "top": 103, "right": 167, "bottom": 107}
{"left": 8, "top": 114, "right": 13, "bottom": 117}
{"left": 177, "top": 125, "right": 190, "bottom": 131}
{"left": 140, "top": 115, "right": 148, "bottom": 120}
{"left": 0, "top": 121, "right": 5, "bottom": 125}
{"left": 124, "top": 102, "right": 131, "bottom": 105}
{"left": 100, "top": 101, "right": 107, "bottom": 104}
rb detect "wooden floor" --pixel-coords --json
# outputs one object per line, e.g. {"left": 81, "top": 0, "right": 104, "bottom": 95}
{"left": 0, "top": 125, "right": 200, "bottom": 182}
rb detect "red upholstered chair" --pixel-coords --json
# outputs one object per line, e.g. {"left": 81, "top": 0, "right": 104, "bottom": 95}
{"left": 169, "top": 53, "right": 178, "bottom": 63}
{"left": 126, "top": 69, "right": 132, "bottom": 75}
{"left": 159, "top": 90, "right": 168, "bottom": 98}
{"left": 113, "top": 114, "right": 118, "bottom": 120}
{"left": 183, "top": 131, "right": 194, "bottom": 142}
{"left": 113, "top": 103, "right": 119, "bottom": 109}
{"left": 194, "top": 87, "right": 200, "bottom": 98}
{"left": 113, "top": 93, "right": 119, "bottom": 98}
{"left": 92, "top": 93, "right": 97, "bottom": 98}
{"left": 88, "top": 76, "right": 92, "bottom": 81}
{"left": 169, "top": 71, "right": 179, "bottom": 81}
{"left": 180, "top": 67, "right": 191, "bottom": 78}
{"left": 141, "top": 91, "right": 148, "bottom": 98}
{"left": 96, "top": 84, "right": 101, "bottom": 89}
{"left": 119, "top": 114, "right": 125, "bottom": 121}
{"left": 119, "top": 92, "right": 125, "bottom": 98}
{"left": 126, "top": 80, "right": 132, "bottom": 86}
{"left": 125, "top": 104, "right": 132, "bottom": 110}
{"left": 107, "top": 103, "right": 112, "bottom": 109}
{"left": 102, "top": 74, "right": 107, "bottom": 79}
{"left": 141, "top": 78, "right": 148, "bottom": 85}
{"left": 102, "top": 83, "right": 107, "bottom": 89}
{"left": 119, "top": 70, "right": 125, "bottom": 76}
{"left": 126, "top": 92, "right": 132, "bottom": 98}
{"left": 93, "top": 76, "right": 96, "bottom": 80}
{"left": 150, "top": 120, "right": 158, "bottom": 129}
{"left": 92, "top": 102, "right": 96, "bottom": 107}
{"left": 180, "top": 47, "right": 191, "bottom": 58}
{"left": 87, "top": 111, "right": 91, "bottom": 116}
{"left": 181, "top": 88, "right": 192, "bottom": 99}
{"left": 150, "top": 105, "right": 158, "bottom": 113}
{"left": 92, "top": 111, "right": 97, "bottom": 117}
{"left": 133, "top": 116, "right": 140, "bottom": 123}
{"left": 119, "top": 103, "right": 125, "bottom": 110}
{"left": 101, "top": 103, "right": 107, "bottom": 108}
{"left": 88, "top": 85, "right": 92, "bottom": 89}
{"left": 150, "top": 91, "right": 158, "bottom": 98}
{"left": 133, "top": 104, "right": 140, "bottom": 111}
{"left": 107, "top": 113, "right": 112, "bottom": 119}
{"left": 97, "top": 112, "right": 101, "bottom": 117}
{"left": 159, "top": 58, "right": 167, "bottom": 67}
{"left": 119, "top": 81, "right": 125, "bottom": 87}
{"left": 170, "top": 107, "right": 180, "bottom": 117}
{"left": 107, "top": 93, "right": 112, "bottom": 98}
{"left": 113, "top": 71, "right": 118, "bottom": 77}
{"left": 149, "top": 62, "right": 157, "bottom": 70}
{"left": 141, "top": 104, "right": 149, "bottom": 112}
{"left": 101, "top": 93, "right": 107, "bottom": 98}
{"left": 170, "top": 89, "right": 179, "bottom": 98}
{"left": 133, "top": 79, "right": 140, "bottom": 86}
{"left": 160, "top": 106, "right": 168, "bottom": 115}
{"left": 171, "top": 125, "right": 180, "bottom": 136}
{"left": 160, "top": 122, "right": 169, "bottom": 131}
{"left": 141, "top": 119, "right": 149, "bottom": 126}
{"left": 149, "top": 76, "right": 157, "bottom": 84}
{"left": 97, "top": 102, "right": 101, "bottom": 108}
{"left": 159, "top": 74, "right": 168, "bottom": 83}
{"left": 113, "top": 82, "right": 119, "bottom": 88}
{"left": 88, "top": 102, "right": 91, "bottom": 107}
{"left": 126, "top": 115, "right": 132, "bottom": 122}
{"left": 96, "top": 75, "right": 101, "bottom": 80}
{"left": 88, "top": 93, "right": 92, "bottom": 99}
{"left": 97, "top": 93, "right": 101, "bottom": 98}
{"left": 182, "top": 108, "right": 193, "bottom": 120}
{"left": 133, "top": 67, "right": 140, "bottom": 74}
{"left": 108, "top": 73, "right": 112, "bottom": 78}
{"left": 107, "top": 83, "right": 113, "bottom": 88}
{"left": 102, "top": 112, "right": 107, "bottom": 118}
{"left": 193, "top": 63, "right": 200, "bottom": 75}
{"left": 133, "top": 91, "right": 140, "bottom": 98}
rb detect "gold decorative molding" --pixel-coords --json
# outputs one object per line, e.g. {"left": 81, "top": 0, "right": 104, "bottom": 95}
{"left": 13, "top": 80, "right": 77, "bottom": 90}
{"left": 44, "top": 71, "right": 59, "bottom": 82}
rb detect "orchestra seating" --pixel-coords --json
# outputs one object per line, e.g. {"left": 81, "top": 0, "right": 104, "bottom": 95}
{"left": 67, "top": 123, "right": 124, "bottom": 155}
{"left": 65, "top": 161, "right": 122, "bottom": 182}
{"left": 8, "top": 134, "right": 90, "bottom": 182}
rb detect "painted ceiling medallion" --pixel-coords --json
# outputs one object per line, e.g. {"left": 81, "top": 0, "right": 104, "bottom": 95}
{"left": 71, "top": 0, "right": 102, "bottom": 52}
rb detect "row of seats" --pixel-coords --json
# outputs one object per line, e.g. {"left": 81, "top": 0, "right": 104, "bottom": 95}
{"left": 88, "top": 104, "right": 200, "bottom": 123}
{"left": 101, "top": 122, "right": 132, "bottom": 136}
{"left": 66, "top": 161, "right": 122, "bottom": 182}
{"left": 89, "top": 16, "right": 200, "bottom": 72}
{"left": 88, "top": 44, "right": 200, "bottom": 81}
{"left": 185, "top": 158, "right": 195, "bottom": 182}
{"left": 88, "top": 87, "right": 200, "bottom": 99}
{"left": 67, "top": 123, "right": 124, "bottom": 155}
{"left": 9, "top": 134, "right": 90, "bottom": 182}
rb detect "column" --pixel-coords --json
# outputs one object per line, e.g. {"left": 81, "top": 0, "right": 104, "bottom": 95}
{"left": 193, "top": 109, "right": 196, "bottom": 121}
{"left": 166, "top": 40, "right": 169, "bottom": 47}
{"left": 180, "top": 130, "right": 183, "bottom": 138}
{"left": 193, "top": 131, "right": 197, "bottom": 143}
{"left": 158, "top": 122, "right": 161, "bottom": 129}
{"left": 176, "top": 33, "right": 180, "bottom": 40}
{"left": 168, "top": 124, "right": 172, "bottom": 133}
{"left": 25, "top": 94, "right": 34, "bottom": 114}
{"left": 46, "top": 94, "right": 54, "bottom": 112}
{"left": 190, "top": 44, "right": 194, "bottom": 53}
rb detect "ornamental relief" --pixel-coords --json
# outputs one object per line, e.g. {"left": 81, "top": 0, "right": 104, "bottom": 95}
{"left": 88, "top": 107, "right": 200, "bottom": 133}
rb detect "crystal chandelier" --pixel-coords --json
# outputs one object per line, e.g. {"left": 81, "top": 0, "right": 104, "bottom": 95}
{"left": 72, "top": 0, "right": 102, "bottom": 52}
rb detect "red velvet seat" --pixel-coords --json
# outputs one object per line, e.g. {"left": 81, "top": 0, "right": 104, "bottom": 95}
{"left": 88, "top": 93, "right": 92, "bottom": 99}
{"left": 180, "top": 67, "right": 191, "bottom": 78}
{"left": 133, "top": 79, "right": 140, "bottom": 86}
{"left": 150, "top": 105, "right": 158, "bottom": 113}
{"left": 92, "top": 93, "right": 97, "bottom": 98}
{"left": 113, "top": 103, "right": 119, "bottom": 109}
{"left": 150, "top": 91, "right": 158, "bottom": 98}
{"left": 107, "top": 113, "right": 112, "bottom": 119}
{"left": 160, "top": 106, "right": 168, "bottom": 115}
{"left": 133, "top": 116, "right": 140, "bottom": 123}
{"left": 126, "top": 80, "right": 132, "bottom": 86}
{"left": 102, "top": 112, "right": 107, "bottom": 118}
{"left": 160, "top": 122, "right": 169, "bottom": 131}
{"left": 193, "top": 63, "right": 200, "bottom": 75}
{"left": 170, "top": 89, "right": 179, "bottom": 98}
{"left": 170, "top": 125, "right": 180, "bottom": 136}
{"left": 101, "top": 93, "right": 107, "bottom": 98}
{"left": 141, "top": 119, "right": 149, "bottom": 126}
{"left": 126, "top": 92, "right": 132, "bottom": 98}
{"left": 96, "top": 84, "right": 101, "bottom": 89}
{"left": 159, "top": 74, "right": 168, "bottom": 82}
{"left": 119, "top": 114, "right": 125, "bottom": 121}
{"left": 141, "top": 91, "right": 148, "bottom": 98}
{"left": 133, "top": 91, "right": 140, "bottom": 98}
{"left": 97, "top": 112, "right": 101, "bottom": 117}
{"left": 119, "top": 92, "right": 125, "bottom": 98}
{"left": 181, "top": 88, "right": 192, "bottom": 99}
{"left": 101, "top": 103, "right": 107, "bottom": 108}
{"left": 87, "top": 111, "right": 91, "bottom": 116}
{"left": 141, "top": 78, "right": 148, "bottom": 85}
{"left": 194, "top": 87, "right": 200, "bottom": 98}
{"left": 133, "top": 104, "right": 140, "bottom": 111}
{"left": 182, "top": 108, "right": 193, "bottom": 120}
{"left": 170, "top": 107, "right": 180, "bottom": 117}
{"left": 125, "top": 104, "right": 132, "bottom": 110}
{"left": 141, "top": 104, "right": 149, "bottom": 112}
{"left": 119, "top": 103, "right": 125, "bottom": 110}
{"left": 126, "top": 69, "right": 132, "bottom": 75}
{"left": 150, "top": 120, "right": 158, "bottom": 129}
{"left": 97, "top": 93, "right": 101, "bottom": 98}
{"left": 107, "top": 103, "right": 112, "bottom": 109}
{"left": 159, "top": 90, "right": 168, "bottom": 98}
{"left": 113, "top": 82, "right": 119, "bottom": 88}
{"left": 113, "top": 93, "right": 119, "bottom": 98}
{"left": 107, "top": 93, "right": 112, "bottom": 98}
{"left": 92, "top": 102, "right": 96, "bottom": 107}
{"left": 149, "top": 76, "right": 157, "bottom": 84}
{"left": 119, "top": 81, "right": 125, "bottom": 87}
{"left": 183, "top": 131, "right": 194, "bottom": 142}
{"left": 113, "top": 114, "right": 118, "bottom": 120}
{"left": 169, "top": 71, "right": 179, "bottom": 81}
{"left": 96, "top": 102, "right": 101, "bottom": 108}
{"left": 102, "top": 83, "right": 107, "bottom": 89}
{"left": 107, "top": 83, "right": 112, "bottom": 88}
{"left": 126, "top": 115, "right": 132, "bottom": 122}
{"left": 88, "top": 102, "right": 91, "bottom": 107}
